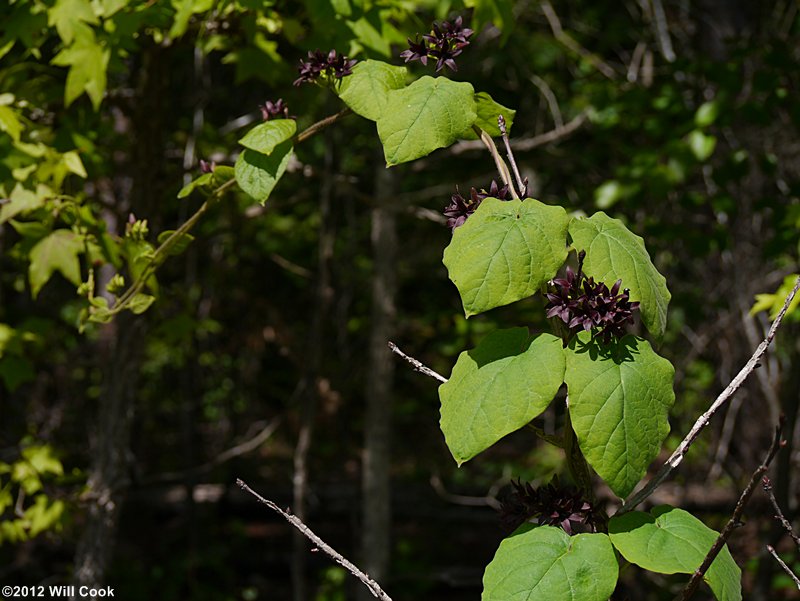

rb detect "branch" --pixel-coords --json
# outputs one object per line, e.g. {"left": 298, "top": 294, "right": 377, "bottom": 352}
{"left": 236, "top": 479, "right": 393, "bottom": 601}
{"left": 387, "top": 342, "right": 447, "bottom": 383}
{"left": 767, "top": 545, "right": 800, "bottom": 590}
{"left": 472, "top": 125, "right": 519, "bottom": 199}
{"left": 620, "top": 274, "right": 800, "bottom": 513}
{"left": 763, "top": 476, "right": 800, "bottom": 549}
{"left": 680, "top": 419, "right": 784, "bottom": 600}
{"left": 452, "top": 112, "right": 587, "bottom": 155}
{"left": 296, "top": 109, "right": 352, "bottom": 144}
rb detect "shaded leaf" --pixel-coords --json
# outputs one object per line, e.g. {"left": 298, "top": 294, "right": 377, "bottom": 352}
{"left": 234, "top": 142, "right": 292, "bottom": 205}
{"left": 238, "top": 119, "right": 296, "bottom": 155}
{"left": 29, "top": 229, "right": 83, "bottom": 298}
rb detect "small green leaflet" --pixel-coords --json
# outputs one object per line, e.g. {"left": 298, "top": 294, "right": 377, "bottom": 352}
{"left": 439, "top": 330, "right": 565, "bottom": 465}
{"left": 0, "top": 184, "right": 45, "bottom": 224}
{"left": 238, "top": 119, "right": 296, "bottom": 155}
{"left": 564, "top": 333, "right": 675, "bottom": 498}
{"left": 29, "top": 229, "right": 84, "bottom": 298}
{"left": 0, "top": 105, "right": 22, "bottom": 142}
{"left": 609, "top": 506, "right": 741, "bottom": 601}
{"left": 568, "top": 212, "right": 671, "bottom": 337}
{"left": 234, "top": 141, "right": 292, "bottom": 205}
{"left": 444, "top": 198, "right": 569, "bottom": 317}
{"left": 336, "top": 60, "right": 407, "bottom": 122}
{"left": 48, "top": 0, "right": 99, "bottom": 45}
{"left": 482, "top": 526, "right": 618, "bottom": 601}
{"left": 377, "top": 76, "right": 476, "bottom": 166}
{"left": 458, "top": 92, "right": 516, "bottom": 139}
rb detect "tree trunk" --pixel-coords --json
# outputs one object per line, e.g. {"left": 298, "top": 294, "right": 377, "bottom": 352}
{"left": 358, "top": 160, "right": 397, "bottom": 599}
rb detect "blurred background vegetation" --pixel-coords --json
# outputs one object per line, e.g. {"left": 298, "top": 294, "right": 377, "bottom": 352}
{"left": 1, "top": 0, "right": 799, "bottom": 599}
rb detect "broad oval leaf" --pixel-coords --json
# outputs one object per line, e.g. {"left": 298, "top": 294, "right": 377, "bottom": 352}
{"left": 234, "top": 141, "right": 292, "bottom": 205}
{"left": 444, "top": 198, "right": 570, "bottom": 317}
{"left": 483, "top": 525, "right": 618, "bottom": 601}
{"left": 609, "top": 506, "right": 741, "bottom": 601}
{"left": 458, "top": 91, "right": 516, "bottom": 139}
{"left": 439, "top": 329, "right": 565, "bottom": 465}
{"left": 336, "top": 59, "right": 407, "bottom": 122}
{"left": 568, "top": 212, "right": 671, "bottom": 337}
{"left": 238, "top": 119, "right": 296, "bottom": 155}
{"left": 377, "top": 76, "right": 476, "bottom": 166}
{"left": 565, "top": 333, "right": 675, "bottom": 498}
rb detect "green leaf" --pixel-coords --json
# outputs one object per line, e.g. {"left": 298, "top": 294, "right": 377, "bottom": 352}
{"left": 62, "top": 150, "right": 87, "bottom": 178}
{"left": 568, "top": 212, "right": 671, "bottom": 337}
{"left": 0, "top": 184, "right": 46, "bottom": 224}
{"left": 51, "top": 26, "right": 110, "bottom": 110}
{"left": 377, "top": 76, "right": 476, "bottom": 166}
{"left": 482, "top": 526, "right": 618, "bottom": 601}
{"left": 48, "top": 0, "right": 99, "bottom": 44}
{"left": 695, "top": 100, "right": 720, "bottom": 128}
{"left": 444, "top": 198, "right": 570, "bottom": 317}
{"left": 687, "top": 129, "right": 717, "bottom": 161}
{"left": 337, "top": 60, "right": 407, "bottom": 122}
{"left": 234, "top": 141, "right": 292, "bottom": 205}
{"left": 564, "top": 333, "right": 675, "bottom": 498}
{"left": 157, "top": 230, "right": 195, "bottom": 255}
{"left": 29, "top": 230, "right": 83, "bottom": 298}
{"left": 22, "top": 446, "right": 63, "bottom": 477}
{"left": 128, "top": 293, "right": 156, "bottom": 315}
{"left": 609, "top": 506, "right": 741, "bottom": 601}
{"left": 458, "top": 92, "right": 516, "bottom": 139}
{"left": 238, "top": 119, "right": 297, "bottom": 155}
{"left": 439, "top": 330, "right": 565, "bottom": 465}
{"left": 0, "top": 105, "right": 22, "bottom": 142}
{"left": 177, "top": 173, "right": 213, "bottom": 199}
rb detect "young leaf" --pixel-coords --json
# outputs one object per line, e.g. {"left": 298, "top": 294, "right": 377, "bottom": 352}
{"left": 0, "top": 184, "right": 45, "bottom": 224}
{"left": 336, "top": 60, "right": 407, "bottom": 122}
{"left": 439, "top": 329, "right": 565, "bottom": 465}
{"left": 177, "top": 173, "right": 213, "bottom": 199}
{"left": 234, "top": 141, "right": 292, "bottom": 205}
{"left": 29, "top": 229, "right": 83, "bottom": 298}
{"left": 609, "top": 506, "right": 742, "bottom": 601}
{"left": 238, "top": 119, "right": 297, "bottom": 155}
{"left": 157, "top": 230, "right": 195, "bottom": 256}
{"left": 568, "top": 212, "right": 671, "bottom": 337}
{"left": 444, "top": 198, "right": 569, "bottom": 317}
{"left": 458, "top": 92, "right": 516, "bottom": 139}
{"left": 377, "top": 76, "right": 476, "bottom": 166}
{"left": 482, "top": 525, "right": 618, "bottom": 601}
{"left": 564, "top": 333, "right": 675, "bottom": 498}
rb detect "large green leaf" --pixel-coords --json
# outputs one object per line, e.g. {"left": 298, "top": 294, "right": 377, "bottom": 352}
{"left": 234, "top": 141, "right": 292, "bottom": 205}
{"left": 564, "top": 333, "right": 674, "bottom": 498}
{"left": 336, "top": 59, "right": 407, "bottom": 122}
{"left": 439, "top": 329, "right": 565, "bottom": 465}
{"left": 483, "top": 525, "right": 618, "bottom": 601}
{"left": 29, "top": 229, "right": 83, "bottom": 298}
{"left": 377, "top": 76, "right": 476, "bottom": 166}
{"left": 444, "top": 198, "right": 569, "bottom": 317}
{"left": 238, "top": 119, "right": 296, "bottom": 155}
{"left": 458, "top": 92, "right": 516, "bottom": 139}
{"left": 568, "top": 212, "right": 671, "bottom": 337}
{"left": 50, "top": 25, "right": 109, "bottom": 110}
{"left": 609, "top": 506, "right": 741, "bottom": 601}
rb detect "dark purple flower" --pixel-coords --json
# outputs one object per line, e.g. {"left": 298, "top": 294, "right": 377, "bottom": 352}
{"left": 499, "top": 477, "right": 601, "bottom": 535}
{"left": 444, "top": 180, "right": 511, "bottom": 230}
{"left": 294, "top": 49, "right": 357, "bottom": 86}
{"left": 400, "top": 16, "right": 473, "bottom": 73}
{"left": 260, "top": 98, "right": 292, "bottom": 120}
{"left": 545, "top": 250, "right": 640, "bottom": 344}
{"left": 199, "top": 159, "right": 216, "bottom": 173}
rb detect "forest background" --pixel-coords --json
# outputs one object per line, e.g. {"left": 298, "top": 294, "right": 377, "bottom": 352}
{"left": 1, "top": 0, "right": 800, "bottom": 599}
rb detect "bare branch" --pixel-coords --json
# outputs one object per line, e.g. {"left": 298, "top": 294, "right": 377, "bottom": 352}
{"left": 681, "top": 419, "right": 784, "bottom": 600}
{"left": 529, "top": 74, "right": 563, "bottom": 128}
{"left": 767, "top": 545, "right": 800, "bottom": 590}
{"left": 388, "top": 342, "right": 447, "bottom": 384}
{"left": 452, "top": 112, "right": 587, "bottom": 155}
{"left": 763, "top": 476, "right": 800, "bottom": 549}
{"left": 620, "top": 274, "right": 800, "bottom": 513}
{"left": 236, "top": 479, "right": 393, "bottom": 601}
{"left": 649, "top": 0, "right": 676, "bottom": 62}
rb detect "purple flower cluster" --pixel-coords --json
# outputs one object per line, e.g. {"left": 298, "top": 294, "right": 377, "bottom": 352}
{"left": 400, "top": 16, "right": 473, "bottom": 72}
{"left": 444, "top": 180, "right": 510, "bottom": 230}
{"left": 294, "top": 49, "right": 357, "bottom": 86}
{"left": 259, "top": 98, "right": 292, "bottom": 120}
{"left": 499, "top": 478, "right": 600, "bottom": 535}
{"left": 545, "top": 250, "right": 640, "bottom": 344}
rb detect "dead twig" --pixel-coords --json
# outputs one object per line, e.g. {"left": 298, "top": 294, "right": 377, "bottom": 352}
{"left": 388, "top": 342, "right": 447, "bottom": 384}
{"left": 763, "top": 476, "right": 800, "bottom": 548}
{"left": 620, "top": 274, "right": 800, "bottom": 514}
{"left": 680, "top": 419, "right": 784, "bottom": 599}
{"left": 236, "top": 478, "right": 393, "bottom": 601}
{"left": 767, "top": 545, "right": 800, "bottom": 590}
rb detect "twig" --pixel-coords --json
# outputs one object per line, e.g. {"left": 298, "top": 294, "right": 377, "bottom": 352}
{"left": 498, "top": 116, "right": 526, "bottom": 197}
{"left": 529, "top": 74, "right": 563, "bottom": 128}
{"left": 763, "top": 476, "right": 800, "bottom": 548}
{"left": 620, "top": 274, "right": 800, "bottom": 514}
{"left": 472, "top": 125, "right": 519, "bottom": 199}
{"left": 296, "top": 109, "right": 352, "bottom": 144}
{"left": 430, "top": 473, "right": 501, "bottom": 510}
{"left": 236, "top": 478, "right": 393, "bottom": 601}
{"left": 649, "top": 0, "right": 676, "bottom": 62}
{"left": 681, "top": 419, "right": 784, "bottom": 600}
{"left": 452, "top": 113, "right": 587, "bottom": 155}
{"left": 767, "top": 545, "right": 800, "bottom": 590}
{"left": 387, "top": 342, "right": 447, "bottom": 383}
{"left": 540, "top": 1, "right": 618, "bottom": 80}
